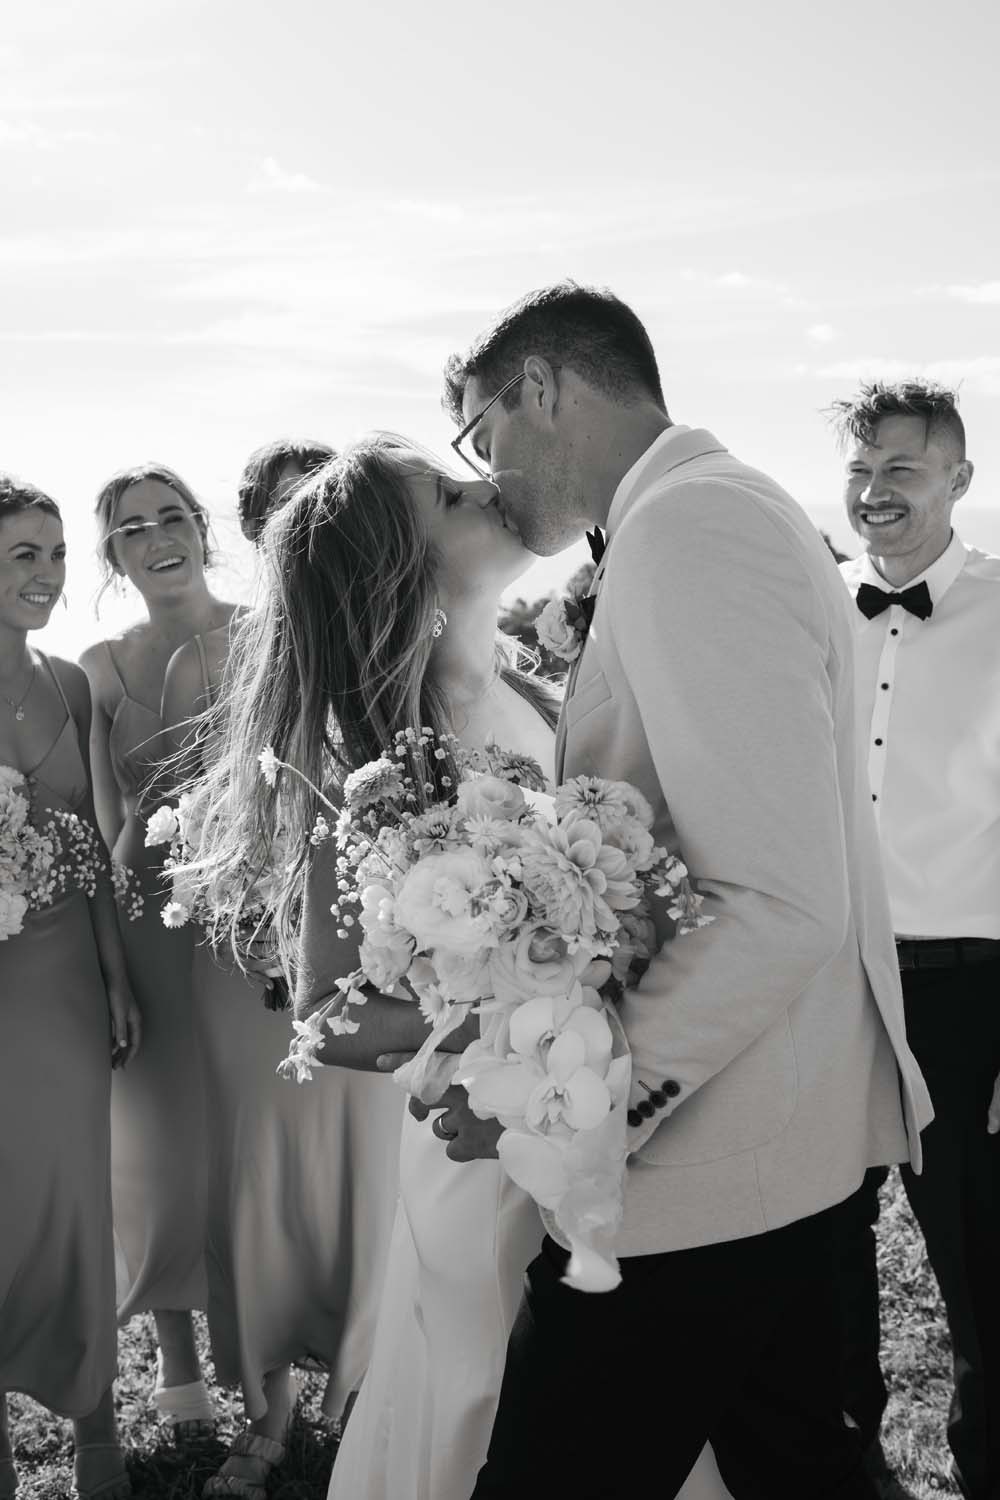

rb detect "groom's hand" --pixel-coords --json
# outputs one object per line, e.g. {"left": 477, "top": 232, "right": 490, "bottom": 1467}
{"left": 425, "top": 1084, "right": 503, "bottom": 1163}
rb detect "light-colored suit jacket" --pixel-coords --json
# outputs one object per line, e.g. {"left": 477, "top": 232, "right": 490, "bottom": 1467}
{"left": 557, "top": 426, "right": 932, "bottom": 1257}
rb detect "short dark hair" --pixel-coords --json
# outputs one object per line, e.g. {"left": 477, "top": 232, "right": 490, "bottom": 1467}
{"left": 826, "top": 379, "right": 966, "bottom": 460}
{"left": 442, "top": 280, "right": 666, "bottom": 425}
{"left": 0, "top": 472, "right": 61, "bottom": 524}
{"left": 237, "top": 438, "right": 337, "bottom": 545}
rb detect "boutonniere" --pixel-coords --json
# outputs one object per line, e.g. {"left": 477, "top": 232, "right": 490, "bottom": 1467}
{"left": 535, "top": 591, "right": 596, "bottom": 665}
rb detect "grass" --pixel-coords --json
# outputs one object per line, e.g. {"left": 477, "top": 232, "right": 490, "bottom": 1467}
{"left": 7, "top": 1170, "right": 960, "bottom": 1499}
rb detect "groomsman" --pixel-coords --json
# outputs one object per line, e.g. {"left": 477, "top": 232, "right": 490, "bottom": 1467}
{"left": 834, "top": 380, "right": 1000, "bottom": 1500}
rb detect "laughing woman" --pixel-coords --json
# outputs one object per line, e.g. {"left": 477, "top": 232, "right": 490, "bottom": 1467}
{"left": 0, "top": 475, "right": 140, "bottom": 1500}
{"left": 80, "top": 464, "right": 240, "bottom": 1440}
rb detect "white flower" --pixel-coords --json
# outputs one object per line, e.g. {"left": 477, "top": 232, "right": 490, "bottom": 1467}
{"left": 0, "top": 765, "right": 25, "bottom": 795}
{"left": 394, "top": 846, "right": 497, "bottom": 957}
{"left": 433, "top": 946, "right": 491, "bottom": 1004}
{"left": 518, "top": 818, "right": 638, "bottom": 939}
{"left": 176, "top": 787, "right": 209, "bottom": 851}
{"left": 406, "top": 956, "right": 449, "bottom": 1024}
{"left": 258, "top": 746, "right": 280, "bottom": 787}
{"left": 455, "top": 774, "right": 527, "bottom": 824}
{"left": 407, "top": 803, "right": 462, "bottom": 855}
{"left": 145, "top": 804, "right": 179, "bottom": 847}
{"left": 488, "top": 925, "right": 591, "bottom": 1008}
{"left": 0, "top": 888, "right": 28, "bottom": 939}
{"left": 535, "top": 598, "right": 582, "bottom": 663}
{"left": 0, "top": 786, "right": 30, "bottom": 837}
{"left": 554, "top": 777, "right": 653, "bottom": 835}
{"left": 359, "top": 933, "right": 414, "bottom": 992}
{"left": 342, "top": 757, "right": 405, "bottom": 811}
{"left": 463, "top": 815, "right": 518, "bottom": 856}
{"left": 161, "top": 901, "right": 190, "bottom": 928}
{"left": 463, "top": 990, "right": 614, "bottom": 1138}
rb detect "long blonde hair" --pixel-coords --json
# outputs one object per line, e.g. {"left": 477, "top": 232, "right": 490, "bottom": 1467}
{"left": 189, "top": 432, "right": 558, "bottom": 977}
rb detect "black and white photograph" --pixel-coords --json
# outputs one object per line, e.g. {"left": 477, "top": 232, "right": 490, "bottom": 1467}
{"left": 1, "top": 1, "right": 998, "bottom": 1496}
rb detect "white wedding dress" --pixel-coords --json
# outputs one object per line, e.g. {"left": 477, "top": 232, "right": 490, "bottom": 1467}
{"left": 328, "top": 1104, "right": 732, "bottom": 1500}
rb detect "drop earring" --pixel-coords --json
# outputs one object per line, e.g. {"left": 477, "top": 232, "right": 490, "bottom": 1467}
{"left": 432, "top": 607, "right": 447, "bottom": 639}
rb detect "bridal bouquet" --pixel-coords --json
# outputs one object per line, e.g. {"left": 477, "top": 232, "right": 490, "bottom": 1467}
{"left": 0, "top": 764, "right": 126, "bottom": 938}
{"left": 276, "top": 729, "right": 710, "bottom": 1292}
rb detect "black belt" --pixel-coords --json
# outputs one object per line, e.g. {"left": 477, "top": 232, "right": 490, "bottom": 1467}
{"left": 895, "top": 937, "right": 1000, "bottom": 971}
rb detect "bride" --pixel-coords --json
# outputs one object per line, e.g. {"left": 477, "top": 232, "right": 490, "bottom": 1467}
{"left": 189, "top": 432, "right": 729, "bottom": 1500}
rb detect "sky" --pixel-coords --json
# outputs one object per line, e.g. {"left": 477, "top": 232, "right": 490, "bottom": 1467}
{"left": 2, "top": 0, "right": 998, "bottom": 659}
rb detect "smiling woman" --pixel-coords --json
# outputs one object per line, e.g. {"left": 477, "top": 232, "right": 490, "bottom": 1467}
{"left": 0, "top": 472, "right": 141, "bottom": 1500}
{"left": 79, "top": 460, "right": 242, "bottom": 1444}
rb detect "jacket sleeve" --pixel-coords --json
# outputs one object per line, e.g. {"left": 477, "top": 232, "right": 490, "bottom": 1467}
{"left": 604, "top": 480, "right": 850, "bottom": 1153}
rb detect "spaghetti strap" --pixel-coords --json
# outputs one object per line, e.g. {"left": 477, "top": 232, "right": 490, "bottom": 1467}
{"left": 193, "top": 634, "right": 214, "bottom": 710}
{"left": 36, "top": 650, "right": 74, "bottom": 718}
{"left": 103, "top": 639, "right": 128, "bottom": 697}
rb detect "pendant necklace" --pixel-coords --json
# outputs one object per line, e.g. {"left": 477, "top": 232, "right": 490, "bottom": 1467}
{"left": 2, "top": 662, "right": 37, "bottom": 722}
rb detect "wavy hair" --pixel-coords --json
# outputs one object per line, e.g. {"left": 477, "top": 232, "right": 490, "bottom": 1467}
{"left": 188, "top": 431, "right": 558, "bottom": 977}
{"left": 93, "top": 461, "right": 211, "bottom": 606}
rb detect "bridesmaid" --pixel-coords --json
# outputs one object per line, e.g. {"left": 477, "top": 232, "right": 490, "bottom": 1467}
{"left": 161, "top": 438, "right": 403, "bottom": 1500}
{"left": 80, "top": 463, "right": 239, "bottom": 1440}
{"left": 0, "top": 474, "right": 141, "bottom": 1500}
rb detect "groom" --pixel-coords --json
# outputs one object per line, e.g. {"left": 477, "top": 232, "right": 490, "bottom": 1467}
{"left": 436, "top": 282, "right": 933, "bottom": 1499}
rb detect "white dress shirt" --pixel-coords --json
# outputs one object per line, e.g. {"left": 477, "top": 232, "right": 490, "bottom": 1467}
{"left": 840, "top": 532, "right": 1000, "bottom": 939}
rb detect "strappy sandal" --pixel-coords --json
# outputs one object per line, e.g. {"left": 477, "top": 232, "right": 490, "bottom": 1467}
{"left": 72, "top": 1442, "right": 131, "bottom": 1500}
{"left": 0, "top": 1455, "right": 17, "bottom": 1500}
{"left": 201, "top": 1432, "right": 286, "bottom": 1499}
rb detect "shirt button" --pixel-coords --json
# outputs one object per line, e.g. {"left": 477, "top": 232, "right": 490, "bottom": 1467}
{"left": 891, "top": 628, "right": 899, "bottom": 636}
{"left": 874, "top": 738, "right": 883, "bottom": 747}
{"left": 872, "top": 794, "right": 877, "bottom": 802}
{"left": 881, "top": 683, "right": 890, "bottom": 690}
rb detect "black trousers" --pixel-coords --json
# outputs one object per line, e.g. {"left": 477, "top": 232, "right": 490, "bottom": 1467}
{"left": 472, "top": 1196, "right": 878, "bottom": 1500}
{"left": 839, "top": 958, "right": 1000, "bottom": 1500}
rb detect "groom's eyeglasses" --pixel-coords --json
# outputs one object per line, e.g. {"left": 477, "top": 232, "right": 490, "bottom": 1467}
{"left": 450, "top": 370, "right": 527, "bottom": 480}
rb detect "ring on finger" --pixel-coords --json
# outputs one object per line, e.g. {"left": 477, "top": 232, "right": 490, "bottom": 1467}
{"left": 432, "top": 1114, "right": 458, "bottom": 1142}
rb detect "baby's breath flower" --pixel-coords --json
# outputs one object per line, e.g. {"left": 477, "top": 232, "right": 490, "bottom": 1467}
{"left": 258, "top": 746, "right": 281, "bottom": 787}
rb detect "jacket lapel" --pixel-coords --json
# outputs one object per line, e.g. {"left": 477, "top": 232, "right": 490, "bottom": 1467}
{"left": 554, "top": 429, "right": 727, "bottom": 784}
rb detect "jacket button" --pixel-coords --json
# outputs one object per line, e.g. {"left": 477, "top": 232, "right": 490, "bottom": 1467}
{"left": 662, "top": 1079, "right": 681, "bottom": 1097}
{"left": 627, "top": 1109, "right": 643, "bottom": 1128}
{"left": 648, "top": 1089, "right": 668, "bottom": 1109}
{"left": 636, "top": 1099, "right": 656, "bottom": 1119}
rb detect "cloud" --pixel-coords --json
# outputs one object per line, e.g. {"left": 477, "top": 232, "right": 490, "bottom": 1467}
{"left": 0, "top": 117, "right": 113, "bottom": 147}
{"left": 807, "top": 323, "right": 838, "bottom": 344}
{"left": 247, "top": 156, "right": 324, "bottom": 195}
{"left": 679, "top": 267, "right": 804, "bottom": 308}
{"left": 947, "top": 282, "right": 1000, "bottom": 305}
{"left": 811, "top": 355, "right": 1000, "bottom": 396}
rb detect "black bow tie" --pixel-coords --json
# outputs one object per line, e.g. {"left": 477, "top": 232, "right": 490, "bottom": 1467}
{"left": 586, "top": 528, "right": 606, "bottom": 567}
{"left": 856, "top": 580, "right": 933, "bottom": 621}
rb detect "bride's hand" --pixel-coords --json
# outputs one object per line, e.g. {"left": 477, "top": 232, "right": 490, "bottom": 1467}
{"left": 108, "top": 978, "right": 142, "bottom": 1068}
